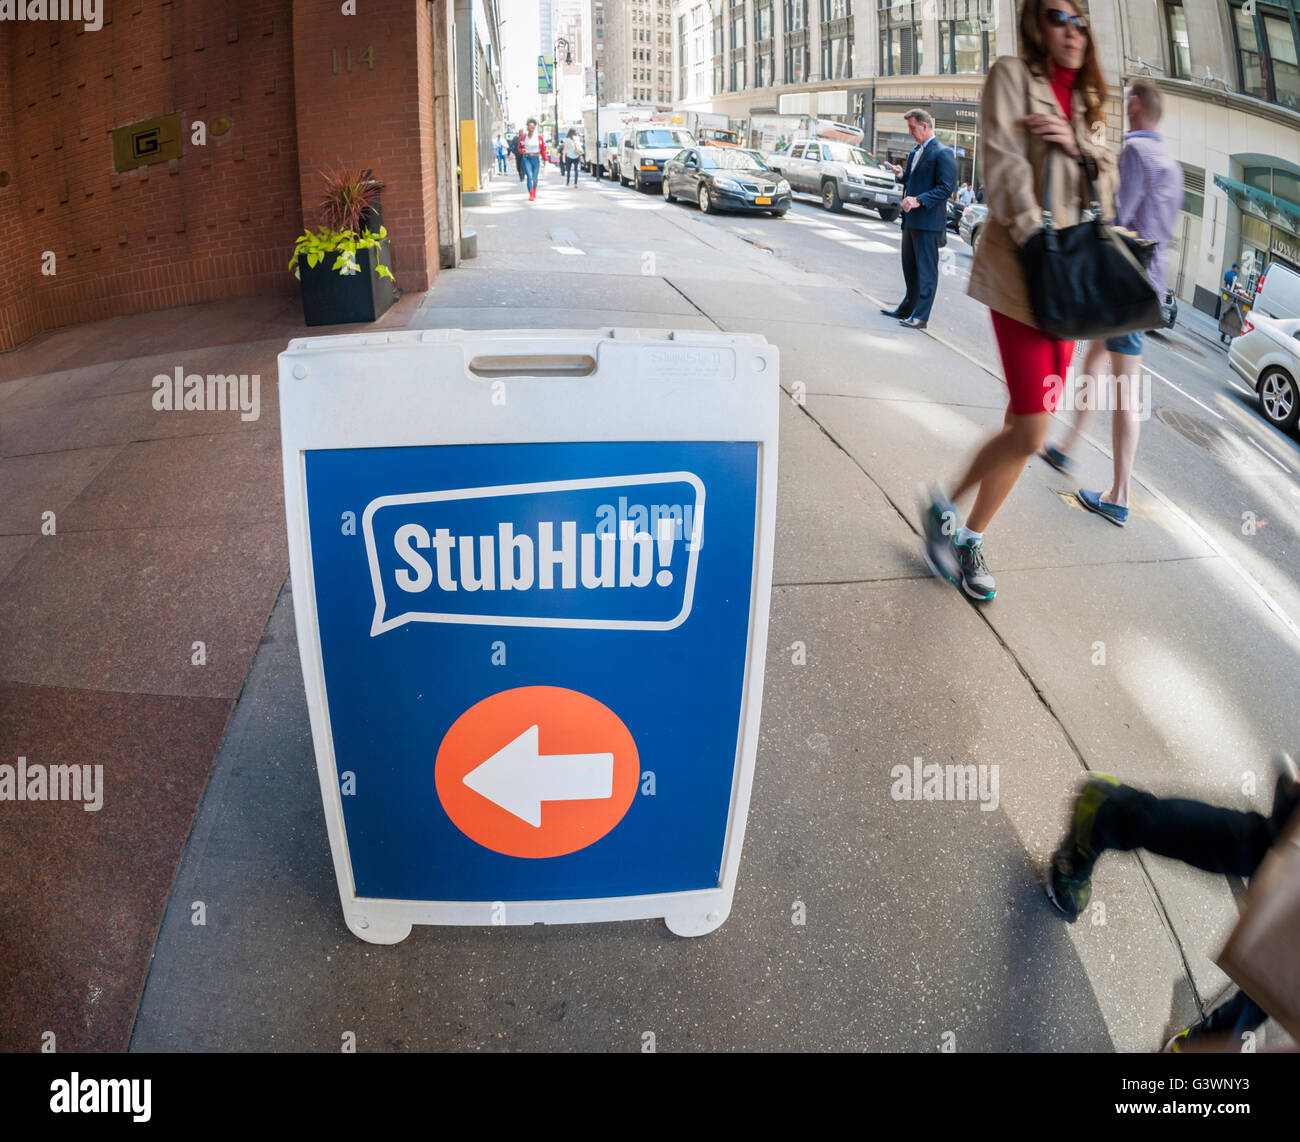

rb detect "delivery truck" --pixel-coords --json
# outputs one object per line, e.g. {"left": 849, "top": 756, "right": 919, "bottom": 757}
{"left": 668, "top": 110, "right": 740, "bottom": 147}
{"left": 582, "top": 105, "right": 655, "bottom": 180}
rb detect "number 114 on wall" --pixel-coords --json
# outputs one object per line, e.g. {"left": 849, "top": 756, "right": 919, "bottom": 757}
{"left": 332, "top": 45, "right": 377, "bottom": 74}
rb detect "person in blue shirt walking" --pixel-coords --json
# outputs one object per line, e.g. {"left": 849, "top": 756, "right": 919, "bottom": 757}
{"left": 494, "top": 134, "right": 507, "bottom": 175}
{"left": 1042, "top": 79, "right": 1184, "bottom": 527}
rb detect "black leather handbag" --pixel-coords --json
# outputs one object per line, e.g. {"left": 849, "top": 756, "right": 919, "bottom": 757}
{"left": 1019, "top": 150, "right": 1164, "bottom": 342}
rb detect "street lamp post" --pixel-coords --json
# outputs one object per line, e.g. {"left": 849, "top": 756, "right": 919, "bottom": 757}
{"left": 593, "top": 3, "right": 603, "bottom": 179}
{"left": 553, "top": 37, "right": 572, "bottom": 152}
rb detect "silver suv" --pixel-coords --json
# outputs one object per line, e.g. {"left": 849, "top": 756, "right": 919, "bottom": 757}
{"left": 764, "top": 139, "right": 902, "bottom": 219}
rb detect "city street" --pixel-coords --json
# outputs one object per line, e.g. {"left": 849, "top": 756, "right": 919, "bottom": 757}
{"left": 120, "top": 160, "right": 1300, "bottom": 1053}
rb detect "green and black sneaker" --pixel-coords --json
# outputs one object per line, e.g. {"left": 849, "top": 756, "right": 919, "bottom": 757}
{"left": 1046, "top": 774, "right": 1121, "bottom": 922}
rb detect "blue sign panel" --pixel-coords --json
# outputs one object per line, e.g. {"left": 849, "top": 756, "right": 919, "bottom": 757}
{"left": 304, "top": 441, "right": 759, "bottom": 903}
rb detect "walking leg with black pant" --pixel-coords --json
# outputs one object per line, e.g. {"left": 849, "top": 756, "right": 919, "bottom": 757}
{"left": 1048, "top": 758, "right": 1300, "bottom": 1050}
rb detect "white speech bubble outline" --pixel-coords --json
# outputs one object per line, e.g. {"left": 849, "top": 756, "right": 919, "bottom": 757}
{"left": 360, "top": 472, "right": 707, "bottom": 636}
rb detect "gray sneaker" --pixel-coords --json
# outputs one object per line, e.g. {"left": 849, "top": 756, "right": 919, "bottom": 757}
{"left": 955, "top": 538, "right": 996, "bottom": 601}
{"left": 921, "top": 490, "right": 961, "bottom": 586}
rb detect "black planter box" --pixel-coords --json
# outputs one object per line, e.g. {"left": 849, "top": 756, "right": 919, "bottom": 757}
{"left": 297, "top": 236, "right": 398, "bottom": 326}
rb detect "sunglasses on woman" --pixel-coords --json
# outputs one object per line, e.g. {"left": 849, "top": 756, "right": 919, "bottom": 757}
{"left": 1045, "top": 7, "right": 1089, "bottom": 32}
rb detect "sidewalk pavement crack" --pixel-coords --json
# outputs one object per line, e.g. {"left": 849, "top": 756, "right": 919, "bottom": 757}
{"left": 787, "top": 399, "right": 1204, "bottom": 1027}
{"left": 661, "top": 278, "right": 723, "bottom": 330}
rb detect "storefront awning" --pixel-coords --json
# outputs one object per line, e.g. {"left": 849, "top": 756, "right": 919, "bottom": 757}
{"left": 1213, "top": 173, "right": 1300, "bottom": 237}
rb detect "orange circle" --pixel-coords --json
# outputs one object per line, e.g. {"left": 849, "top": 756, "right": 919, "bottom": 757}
{"left": 435, "top": 686, "right": 640, "bottom": 859}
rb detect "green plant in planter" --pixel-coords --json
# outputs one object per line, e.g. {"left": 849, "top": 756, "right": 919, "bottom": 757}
{"left": 289, "top": 226, "right": 394, "bottom": 279}
{"left": 290, "top": 167, "right": 394, "bottom": 279}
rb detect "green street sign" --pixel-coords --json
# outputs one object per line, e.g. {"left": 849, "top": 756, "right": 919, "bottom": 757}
{"left": 538, "top": 55, "right": 554, "bottom": 94}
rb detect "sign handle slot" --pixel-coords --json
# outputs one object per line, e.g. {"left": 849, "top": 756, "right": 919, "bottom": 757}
{"left": 467, "top": 354, "right": 597, "bottom": 378}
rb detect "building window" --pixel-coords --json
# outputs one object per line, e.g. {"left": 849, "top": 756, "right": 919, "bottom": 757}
{"left": 823, "top": 32, "right": 852, "bottom": 78}
{"left": 785, "top": 40, "right": 810, "bottom": 82}
{"left": 1164, "top": 2, "right": 1191, "bottom": 78}
{"left": 879, "top": 0, "right": 922, "bottom": 76}
{"left": 713, "top": 11, "right": 723, "bottom": 55}
{"left": 755, "top": 2, "right": 774, "bottom": 41}
{"left": 1263, "top": 11, "right": 1300, "bottom": 110}
{"left": 821, "top": 0, "right": 851, "bottom": 17}
{"left": 939, "top": 17, "right": 987, "bottom": 74}
{"left": 732, "top": 52, "right": 747, "bottom": 89}
{"left": 756, "top": 42, "right": 775, "bottom": 85}
{"left": 785, "top": 0, "right": 808, "bottom": 33}
{"left": 1231, "top": 1, "right": 1300, "bottom": 109}
{"left": 731, "top": 0, "right": 746, "bottom": 51}
{"left": 714, "top": 57, "right": 724, "bottom": 93}
{"left": 1231, "top": 1, "right": 1264, "bottom": 97}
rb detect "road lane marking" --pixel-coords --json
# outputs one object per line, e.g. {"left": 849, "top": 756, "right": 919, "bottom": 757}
{"left": 1245, "top": 434, "right": 1293, "bottom": 473}
{"left": 1147, "top": 366, "right": 1226, "bottom": 420}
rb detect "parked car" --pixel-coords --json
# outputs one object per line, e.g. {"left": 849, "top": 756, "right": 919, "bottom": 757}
{"left": 1227, "top": 310, "right": 1300, "bottom": 431}
{"left": 763, "top": 138, "right": 901, "bottom": 220}
{"left": 620, "top": 126, "right": 696, "bottom": 192}
{"left": 1251, "top": 261, "right": 1300, "bottom": 322}
{"left": 959, "top": 203, "right": 988, "bottom": 252}
{"left": 662, "top": 146, "right": 792, "bottom": 216}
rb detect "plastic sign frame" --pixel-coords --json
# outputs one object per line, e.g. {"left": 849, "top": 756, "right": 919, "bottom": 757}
{"left": 279, "top": 328, "right": 778, "bottom": 943}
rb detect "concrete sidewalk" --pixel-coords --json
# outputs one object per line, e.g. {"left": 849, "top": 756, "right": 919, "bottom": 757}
{"left": 121, "top": 172, "right": 1296, "bottom": 1052}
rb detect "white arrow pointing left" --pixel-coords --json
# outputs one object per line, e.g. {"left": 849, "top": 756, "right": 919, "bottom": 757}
{"left": 461, "top": 725, "right": 615, "bottom": 827}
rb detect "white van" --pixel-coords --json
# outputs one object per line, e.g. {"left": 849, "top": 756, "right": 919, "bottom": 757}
{"left": 1252, "top": 261, "right": 1300, "bottom": 321}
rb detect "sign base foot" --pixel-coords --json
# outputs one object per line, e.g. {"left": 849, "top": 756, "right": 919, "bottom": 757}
{"left": 348, "top": 914, "right": 413, "bottom": 945}
{"left": 664, "top": 908, "right": 727, "bottom": 938}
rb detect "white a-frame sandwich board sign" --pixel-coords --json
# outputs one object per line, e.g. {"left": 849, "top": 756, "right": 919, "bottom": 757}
{"left": 279, "top": 328, "right": 777, "bottom": 943}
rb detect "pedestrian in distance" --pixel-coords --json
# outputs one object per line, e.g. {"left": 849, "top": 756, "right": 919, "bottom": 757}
{"left": 563, "top": 128, "right": 582, "bottom": 186}
{"left": 1047, "top": 753, "right": 1299, "bottom": 1052}
{"left": 1224, "top": 262, "right": 1240, "bottom": 291}
{"left": 976, "top": 183, "right": 985, "bottom": 203}
{"left": 495, "top": 134, "right": 507, "bottom": 175}
{"left": 512, "top": 129, "right": 526, "bottom": 181}
{"left": 1042, "top": 79, "right": 1184, "bottom": 527}
{"left": 959, "top": 182, "right": 976, "bottom": 208}
{"left": 920, "top": 0, "right": 1117, "bottom": 602}
{"left": 518, "top": 118, "right": 548, "bottom": 201}
{"left": 879, "top": 108, "right": 957, "bottom": 331}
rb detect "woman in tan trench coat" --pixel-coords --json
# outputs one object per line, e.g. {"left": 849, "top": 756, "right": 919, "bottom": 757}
{"left": 920, "top": 0, "right": 1117, "bottom": 602}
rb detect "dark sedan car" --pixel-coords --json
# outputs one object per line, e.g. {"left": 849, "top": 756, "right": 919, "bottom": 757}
{"left": 662, "top": 147, "right": 792, "bottom": 216}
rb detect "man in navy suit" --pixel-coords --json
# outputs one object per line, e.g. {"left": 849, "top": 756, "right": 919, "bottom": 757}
{"left": 881, "top": 109, "right": 957, "bottom": 330}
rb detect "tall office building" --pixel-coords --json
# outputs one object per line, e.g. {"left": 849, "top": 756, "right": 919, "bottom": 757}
{"left": 596, "top": 0, "right": 676, "bottom": 107}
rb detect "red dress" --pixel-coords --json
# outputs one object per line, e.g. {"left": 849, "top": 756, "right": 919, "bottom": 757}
{"left": 992, "top": 65, "right": 1078, "bottom": 417}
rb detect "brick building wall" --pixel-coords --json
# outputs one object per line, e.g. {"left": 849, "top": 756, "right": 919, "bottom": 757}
{"left": 0, "top": 0, "right": 444, "bottom": 353}
{"left": 291, "top": 0, "right": 440, "bottom": 295}
{"left": 0, "top": 21, "right": 50, "bottom": 351}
